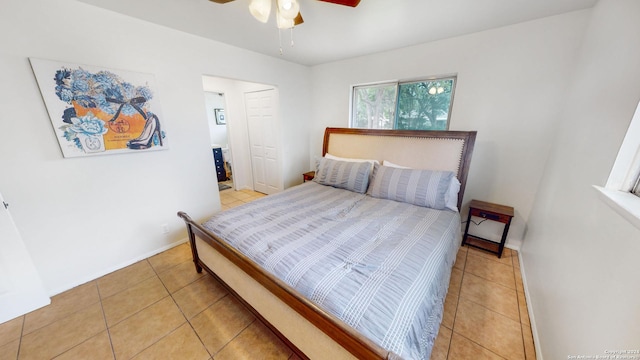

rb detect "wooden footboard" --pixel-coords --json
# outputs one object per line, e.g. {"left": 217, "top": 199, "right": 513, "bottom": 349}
{"left": 177, "top": 211, "right": 393, "bottom": 360}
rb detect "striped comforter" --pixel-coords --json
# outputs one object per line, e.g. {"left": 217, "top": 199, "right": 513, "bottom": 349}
{"left": 203, "top": 182, "right": 460, "bottom": 359}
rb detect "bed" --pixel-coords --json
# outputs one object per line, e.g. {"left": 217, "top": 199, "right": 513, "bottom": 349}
{"left": 178, "top": 127, "right": 476, "bottom": 359}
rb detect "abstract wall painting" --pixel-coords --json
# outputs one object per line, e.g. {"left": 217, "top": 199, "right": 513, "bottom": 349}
{"left": 29, "top": 58, "right": 168, "bottom": 158}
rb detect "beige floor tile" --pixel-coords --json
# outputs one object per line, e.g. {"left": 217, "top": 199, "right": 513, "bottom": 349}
{"left": 467, "top": 246, "right": 515, "bottom": 267}
{"left": 431, "top": 325, "right": 452, "bottom": 360}
{"left": 0, "top": 316, "right": 23, "bottom": 347}
{"left": 19, "top": 303, "right": 105, "bottom": 360}
{"left": 239, "top": 189, "right": 261, "bottom": 195}
{"left": 0, "top": 339, "right": 20, "bottom": 360}
{"left": 23, "top": 281, "right": 100, "bottom": 335}
{"left": 109, "top": 297, "right": 186, "bottom": 360}
{"left": 441, "top": 290, "right": 458, "bottom": 329}
{"left": 97, "top": 260, "right": 156, "bottom": 299}
{"left": 220, "top": 195, "right": 239, "bottom": 205}
{"left": 513, "top": 251, "right": 521, "bottom": 269}
{"left": 215, "top": 321, "right": 291, "bottom": 360}
{"left": 459, "top": 273, "right": 520, "bottom": 321}
{"left": 522, "top": 323, "right": 537, "bottom": 360}
{"left": 148, "top": 243, "right": 192, "bottom": 274}
{"left": 158, "top": 260, "right": 205, "bottom": 293}
{"left": 448, "top": 333, "right": 505, "bottom": 360}
{"left": 453, "top": 247, "right": 467, "bottom": 271}
{"left": 453, "top": 299, "right": 524, "bottom": 360}
{"left": 54, "top": 331, "right": 114, "bottom": 360}
{"left": 131, "top": 323, "right": 210, "bottom": 360}
{"left": 102, "top": 276, "right": 168, "bottom": 327}
{"left": 224, "top": 200, "right": 245, "bottom": 209}
{"left": 172, "top": 275, "right": 228, "bottom": 319}
{"left": 244, "top": 195, "right": 266, "bottom": 203}
{"left": 465, "top": 253, "right": 516, "bottom": 289}
{"left": 190, "top": 295, "right": 255, "bottom": 355}
{"left": 449, "top": 268, "right": 464, "bottom": 296}
{"left": 228, "top": 191, "right": 252, "bottom": 201}
{"left": 518, "top": 292, "right": 530, "bottom": 326}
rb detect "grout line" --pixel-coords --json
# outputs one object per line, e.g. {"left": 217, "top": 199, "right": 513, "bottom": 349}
{"left": 447, "top": 247, "right": 524, "bottom": 359}
{"left": 210, "top": 318, "right": 258, "bottom": 358}
{"left": 446, "top": 247, "right": 467, "bottom": 358}
{"left": 185, "top": 320, "right": 215, "bottom": 359}
{"left": 95, "top": 280, "right": 117, "bottom": 360}
{"left": 126, "top": 317, "right": 188, "bottom": 360}
{"left": 452, "top": 332, "right": 510, "bottom": 360}
{"left": 98, "top": 262, "right": 157, "bottom": 302}
{"left": 464, "top": 252, "right": 518, "bottom": 290}
{"left": 456, "top": 294, "right": 520, "bottom": 324}
{"left": 510, "top": 251, "right": 531, "bottom": 359}
{"left": 454, "top": 248, "right": 512, "bottom": 359}
{"left": 15, "top": 315, "right": 25, "bottom": 360}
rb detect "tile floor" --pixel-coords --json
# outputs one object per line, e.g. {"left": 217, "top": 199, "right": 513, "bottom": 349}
{"left": 431, "top": 244, "right": 537, "bottom": 360}
{"left": 0, "top": 188, "right": 536, "bottom": 360}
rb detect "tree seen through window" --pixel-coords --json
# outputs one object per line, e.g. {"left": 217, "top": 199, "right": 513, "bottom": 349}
{"left": 351, "top": 77, "right": 456, "bottom": 131}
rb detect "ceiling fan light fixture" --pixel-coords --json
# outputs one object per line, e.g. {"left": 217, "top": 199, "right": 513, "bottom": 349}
{"left": 277, "top": 0, "right": 300, "bottom": 20}
{"left": 276, "top": 10, "right": 295, "bottom": 29}
{"left": 249, "top": 0, "right": 271, "bottom": 23}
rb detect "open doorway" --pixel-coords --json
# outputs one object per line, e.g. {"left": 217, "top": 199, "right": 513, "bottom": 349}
{"left": 204, "top": 91, "right": 233, "bottom": 191}
{"left": 202, "top": 75, "right": 284, "bottom": 194}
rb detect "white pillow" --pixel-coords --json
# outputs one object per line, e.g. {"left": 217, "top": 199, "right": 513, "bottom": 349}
{"left": 382, "top": 160, "right": 409, "bottom": 169}
{"left": 382, "top": 160, "right": 461, "bottom": 212}
{"left": 325, "top": 153, "right": 379, "bottom": 173}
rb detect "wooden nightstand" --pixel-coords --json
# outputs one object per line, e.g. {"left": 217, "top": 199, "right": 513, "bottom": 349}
{"left": 462, "top": 199, "right": 514, "bottom": 258}
{"left": 303, "top": 171, "right": 315, "bottom": 182}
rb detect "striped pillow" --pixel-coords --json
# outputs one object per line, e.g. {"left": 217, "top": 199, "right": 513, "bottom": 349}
{"left": 368, "top": 163, "right": 454, "bottom": 209}
{"left": 313, "top": 158, "right": 371, "bottom": 193}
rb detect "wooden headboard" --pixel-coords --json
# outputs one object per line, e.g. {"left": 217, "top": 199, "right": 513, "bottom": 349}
{"left": 322, "top": 127, "right": 476, "bottom": 210}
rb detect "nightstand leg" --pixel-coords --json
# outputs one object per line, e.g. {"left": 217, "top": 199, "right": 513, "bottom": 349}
{"left": 462, "top": 211, "right": 472, "bottom": 246}
{"left": 497, "top": 219, "right": 512, "bottom": 258}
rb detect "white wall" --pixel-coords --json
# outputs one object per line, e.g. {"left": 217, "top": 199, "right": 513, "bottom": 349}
{"left": 0, "top": 0, "right": 311, "bottom": 295}
{"left": 523, "top": 0, "right": 640, "bottom": 357}
{"left": 309, "top": 11, "right": 591, "bottom": 248}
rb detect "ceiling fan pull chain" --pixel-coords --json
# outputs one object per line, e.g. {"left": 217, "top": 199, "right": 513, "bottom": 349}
{"left": 290, "top": 27, "right": 294, "bottom": 47}
{"left": 278, "top": 28, "right": 284, "bottom": 55}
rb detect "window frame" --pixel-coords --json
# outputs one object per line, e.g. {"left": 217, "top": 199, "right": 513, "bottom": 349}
{"left": 594, "top": 99, "right": 640, "bottom": 230}
{"left": 350, "top": 75, "right": 457, "bottom": 131}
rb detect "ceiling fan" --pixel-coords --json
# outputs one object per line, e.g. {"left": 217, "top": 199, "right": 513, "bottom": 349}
{"left": 209, "top": 0, "right": 361, "bottom": 29}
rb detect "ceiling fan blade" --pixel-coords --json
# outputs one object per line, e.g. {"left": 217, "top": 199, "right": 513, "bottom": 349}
{"left": 294, "top": 12, "right": 304, "bottom": 26}
{"left": 208, "top": 0, "right": 235, "bottom": 3}
{"left": 317, "top": 0, "right": 361, "bottom": 7}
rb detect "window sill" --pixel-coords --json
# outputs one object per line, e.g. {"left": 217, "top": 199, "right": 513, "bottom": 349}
{"left": 593, "top": 185, "right": 640, "bottom": 231}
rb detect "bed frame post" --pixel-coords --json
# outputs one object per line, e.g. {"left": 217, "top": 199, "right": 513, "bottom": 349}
{"left": 177, "top": 211, "right": 202, "bottom": 274}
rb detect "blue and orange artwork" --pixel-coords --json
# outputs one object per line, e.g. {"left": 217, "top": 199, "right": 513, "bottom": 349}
{"left": 30, "top": 58, "right": 168, "bottom": 157}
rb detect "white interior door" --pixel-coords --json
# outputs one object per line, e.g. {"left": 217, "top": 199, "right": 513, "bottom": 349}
{"left": 245, "top": 89, "right": 281, "bottom": 195}
{"left": 0, "top": 193, "right": 50, "bottom": 323}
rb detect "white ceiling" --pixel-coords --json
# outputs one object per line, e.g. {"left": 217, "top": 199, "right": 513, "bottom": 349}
{"left": 78, "top": 0, "right": 597, "bottom": 66}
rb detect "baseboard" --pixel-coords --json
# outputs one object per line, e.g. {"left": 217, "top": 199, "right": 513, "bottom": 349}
{"left": 48, "top": 238, "right": 188, "bottom": 296}
{"left": 505, "top": 239, "right": 523, "bottom": 252}
{"left": 517, "top": 250, "right": 544, "bottom": 360}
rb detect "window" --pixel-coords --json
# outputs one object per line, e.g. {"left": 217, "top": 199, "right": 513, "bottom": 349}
{"left": 594, "top": 99, "right": 640, "bottom": 230}
{"left": 351, "top": 76, "right": 456, "bottom": 131}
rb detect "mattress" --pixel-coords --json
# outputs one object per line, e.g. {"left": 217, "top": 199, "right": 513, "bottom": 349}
{"left": 202, "top": 181, "right": 460, "bottom": 359}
